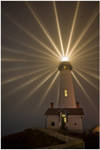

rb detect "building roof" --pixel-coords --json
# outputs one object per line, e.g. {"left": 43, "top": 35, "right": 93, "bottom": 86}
{"left": 45, "top": 108, "right": 84, "bottom": 116}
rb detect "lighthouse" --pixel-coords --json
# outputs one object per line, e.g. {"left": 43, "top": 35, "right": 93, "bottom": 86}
{"left": 45, "top": 60, "right": 84, "bottom": 133}
{"left": 58, "top": 61, "right": 76, "bottom": 108}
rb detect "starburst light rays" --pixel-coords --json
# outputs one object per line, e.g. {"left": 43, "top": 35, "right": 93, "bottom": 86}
{"left": 6, "top": 35, "right": 59, "bottom": 61}
{"left": 53, "top": 2, "right": 64, "bottom": 56}
{"left": 7, "top": 68, "right": 53, "bottom": 96}
{"left": 38, "top": 71, "right": 60, "bottom": 107}
{"left": 7, "top": 14, "right": 60, "bottom": 60}
{"left": 71, "top": 71, "right": 97, "bottom": 112}
{"left": 70, "top": 32, "right": 98, "bottom": 60}
{"left": 68, "top": 9, "right": 98, "bottom": 58}
{"left": 74, "top": 65, "right": 99, "bottom": 80}
{"left": 73, "top": 69, "right": 98, "bottom": 90}
{"left": 2, "top": 66, "right": 54, "bottom": 85}
{"left": 66, "top": 1, "right": 80, "bottom": 56}
{"left": 25, "top": 2, "right": 61, "bottom": 57}
{"left": 24, "top": 70, "right": 57, "bottom": 101}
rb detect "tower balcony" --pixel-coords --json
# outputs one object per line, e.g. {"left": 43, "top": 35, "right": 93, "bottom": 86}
{"left": 58, "top": 61, "right": 72, "bottom": 71}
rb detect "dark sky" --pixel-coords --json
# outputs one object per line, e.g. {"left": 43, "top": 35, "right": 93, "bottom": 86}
{"left": 1, "top": 1, "right": 99, "bottom": 136}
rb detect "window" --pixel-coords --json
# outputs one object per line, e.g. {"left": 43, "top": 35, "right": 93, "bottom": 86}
{"left": 62, "top": 114, "right": 66, "bottom": 117}
{"left": 64, "top": 65, "right": 66, "bottom": 69}
{"left": 74, "top": 122, "right": 77, "bottom": 126}
{"left": 64, "top": 118, "right": 66, "bottom": 123}
{"left": 62, "top": 114, "right": 67, "bottom": 123}
{"left": 64, "top": 89, "right": 68, "bottom": 97}
{"left": 51, "top": 122, "right": 55, "bottom": 126}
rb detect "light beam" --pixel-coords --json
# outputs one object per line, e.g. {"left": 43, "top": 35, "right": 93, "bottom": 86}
{"left": 2, "top": 66, "right": 53, "bottom": 85}
{"left": 71, "top": 32, "right": 98, "bottom": 59}
{"left": 72, "top": 71, "right": 97, "bottom": 112}
{"left": 6, "top": 35, "right": 58, "bottom": 61}
{"left": 53, "top": 1, "right": 64, "bottom": 56}
{"left": 7, "top": 68, "right": 53, "bottom": 96}
{"left": 74, "top": 65, "right": 99, "bottom": 80}
{"left": 73, "top": 69, "right": 98, "bottom": 90}
{"left": 66, "top": 1, "right": 80, "bottom": 56}
{"left": 72, "top": 44, "right": 98, "bottom": 62}
{"left": 1, "top": 58, "right": 34, "bottom": 63}
{"left": 38, "top": 71, "right": 60, "bottom": 107}
{"left": 24, "top": 70, "right": 57, "bottom": 101}
{"left": 69, "top": 9, "right": 98, "bottom": 58}
{"left": 25, "top": 2, "right": 61, "bottom": 57}
{"left": 7, "top": 14, "right": 60, "bottom": 59}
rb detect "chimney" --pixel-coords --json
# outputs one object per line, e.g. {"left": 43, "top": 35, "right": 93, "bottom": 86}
{"left": 76, "top": 101, "right": 80, "bottom": 108}
{"left": 50, "top": 102, "right": 54, "bottom": 108}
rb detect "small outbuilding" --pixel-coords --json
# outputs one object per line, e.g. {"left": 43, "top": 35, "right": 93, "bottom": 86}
{"left": 45, "top": 103, "right": 84, "bottom": 133}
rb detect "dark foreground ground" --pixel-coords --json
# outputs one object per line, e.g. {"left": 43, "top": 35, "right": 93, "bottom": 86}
{"left": 58, "top": 129, "right": 99, "bottom": 149}
{"left": 84, "top": 132, "right": 99, "bottom": 149}
{"left": 2, "top": 129, "right": 65, "bottom": 149}
{"left": 2, "top": 128, "right": 99, "bottom": 149}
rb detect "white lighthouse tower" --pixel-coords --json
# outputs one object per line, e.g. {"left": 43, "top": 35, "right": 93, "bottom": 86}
{"left": 45, "top": 60, "right": 84, "bottom": 133}
{"left": 58, "top": 61, "right": 76, "bottom": 108}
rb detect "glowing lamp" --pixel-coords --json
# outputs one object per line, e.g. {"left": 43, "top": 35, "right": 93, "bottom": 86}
{"left": 61, "top": 56, "right": 69, "bottom": 62}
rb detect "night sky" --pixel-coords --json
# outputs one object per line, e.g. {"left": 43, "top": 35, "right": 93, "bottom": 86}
{"left": 1, "top": 1, "right": 99, "bottom": 136}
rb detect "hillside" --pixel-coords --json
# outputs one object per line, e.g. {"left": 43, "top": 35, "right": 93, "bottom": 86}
{"left": 2, "top": 128, "right": 65, "bottom": 149}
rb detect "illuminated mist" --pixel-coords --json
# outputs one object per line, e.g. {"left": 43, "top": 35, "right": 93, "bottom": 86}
{"left": 1, "top": 1, "right": 99, "bottom": 136}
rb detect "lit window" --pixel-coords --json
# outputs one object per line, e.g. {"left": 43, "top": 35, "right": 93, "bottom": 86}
{"left": 62, "top": 114, "right": 66, "bottom": 117}
{"left": 64, "top": 89, "right": 68, "bottom": 97}
{"left": 64, "top": 118, "right": 66, "bottom": 123}
{"left": 64, "top": 66, "right": 66, "bottom": 69}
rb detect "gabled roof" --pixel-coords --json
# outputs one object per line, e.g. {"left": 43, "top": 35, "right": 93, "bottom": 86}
{"left": 45, "top": 108, "right": 84, "bottom": 116}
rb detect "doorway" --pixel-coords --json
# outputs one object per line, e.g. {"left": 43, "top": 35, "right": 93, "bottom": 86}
{"left": 61, "top": 114, "right": 67, "bottom": 129}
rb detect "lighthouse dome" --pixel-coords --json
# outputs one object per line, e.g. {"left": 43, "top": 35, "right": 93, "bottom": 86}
{"left": 58, "top": 61, "right": 72, "bottom": 71}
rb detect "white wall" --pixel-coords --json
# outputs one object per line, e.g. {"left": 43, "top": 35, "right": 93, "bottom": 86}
{"left": 47, "top": 115, "right": 84, "bottom": 133}
{"left": 47, "top": 115, "right": 59, "bottom": 129}
{"left": 59, "top": 70, "right": 77, "bottom": 108}
{"left": 66, "top": 115, "right": 83, "bottom": 133}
